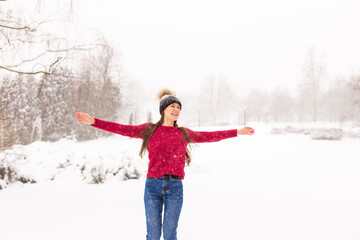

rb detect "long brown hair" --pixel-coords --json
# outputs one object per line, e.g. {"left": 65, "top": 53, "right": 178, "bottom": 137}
{"left": 139, "top": 113, "right": 193, "bottom": 165}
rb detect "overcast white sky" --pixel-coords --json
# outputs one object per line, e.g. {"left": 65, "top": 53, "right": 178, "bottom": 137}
{"left": 75, "top": 0, "right": 360, "bottom": 93}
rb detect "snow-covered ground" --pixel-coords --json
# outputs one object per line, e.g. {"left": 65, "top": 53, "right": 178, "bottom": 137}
{"left": 1, "top": 124, "right": 360, "bottom": 240}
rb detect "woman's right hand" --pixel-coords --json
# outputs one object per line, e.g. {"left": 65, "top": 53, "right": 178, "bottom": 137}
{"left": 76, "top": 112, "right": 95, "bottom": 125}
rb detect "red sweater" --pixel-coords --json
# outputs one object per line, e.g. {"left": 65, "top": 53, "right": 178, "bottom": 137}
{"left": 92, "top": 118, "right": 238, "bottom": 179}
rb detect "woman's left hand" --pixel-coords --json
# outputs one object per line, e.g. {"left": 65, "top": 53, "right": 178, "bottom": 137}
{"left": 237, "top": 127, "right": 255, "bottom": 135}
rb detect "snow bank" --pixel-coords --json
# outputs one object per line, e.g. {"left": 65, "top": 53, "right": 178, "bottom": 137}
{"left": 270, "top": 124, "right": 360, "bottom": 140}
{"left": 311, "top": 128, "right": 343, "bottom": 140}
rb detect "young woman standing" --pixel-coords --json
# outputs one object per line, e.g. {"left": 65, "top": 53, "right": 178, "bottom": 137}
{"left": 75, "top": 89, "right": 254, "bottom": 240}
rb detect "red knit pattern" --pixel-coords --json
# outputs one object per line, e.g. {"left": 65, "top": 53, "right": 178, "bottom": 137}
{"left": 92, "top": 118, "right": 237, "bottom": 179}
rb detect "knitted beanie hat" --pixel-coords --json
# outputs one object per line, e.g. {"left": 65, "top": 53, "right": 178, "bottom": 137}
{"left": 158, "top": 89, "right": 182, "bottom": 114}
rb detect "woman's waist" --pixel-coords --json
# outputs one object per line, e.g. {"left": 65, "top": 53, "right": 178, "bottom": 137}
{"left": 147, "top": 174, "right": 181, "bottom": 180}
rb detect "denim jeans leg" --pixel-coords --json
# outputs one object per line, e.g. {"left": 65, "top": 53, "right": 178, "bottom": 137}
{"left": 163, "top": 179, "right": 183, "bottom": 240}
{"left": 144, "top": 179, "right": 163, "bottom": 240}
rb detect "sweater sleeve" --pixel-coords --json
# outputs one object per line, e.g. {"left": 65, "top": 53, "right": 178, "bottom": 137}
{"left": 185, "top": 128, "right": 238, "bottom": 143}
{"left": 91, "top": 118, "right": 149, "bottom": 139}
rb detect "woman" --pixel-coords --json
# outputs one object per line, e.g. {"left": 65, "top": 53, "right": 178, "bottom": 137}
{"left": 75, "top": 89, "right": 254, "bottom": 240}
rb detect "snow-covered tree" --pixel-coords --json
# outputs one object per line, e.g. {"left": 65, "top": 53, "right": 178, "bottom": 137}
{"left": 37, "top": 68, "right": 78, "bottom": 141}
{"left": 0, "top": 74, "right": 39, "bottom": 148}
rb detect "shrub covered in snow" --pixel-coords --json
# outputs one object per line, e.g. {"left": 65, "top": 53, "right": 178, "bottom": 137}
{"left": 0, "top": 150, "right": 36, "bottom": 190}
{"left": 269, "top": 128, "right": 286, "bottom": 135}
{"left": 270, "top": 126, "right": 312, "bottom": 135}
{"left": 311, "top": 128, "right": 343, "bottom": 140}
{"left": 0, "top": 137, "right": 147, "bottom": 190}
{"left": 343, "top": 128, "right": 360, "bottom": 139}
{"left": 80, "top": 154, "right": 143, "bottom": 184}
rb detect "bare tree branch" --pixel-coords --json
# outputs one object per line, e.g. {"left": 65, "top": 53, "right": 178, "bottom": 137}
{"left": 47, "top": 44, "right": 104, "bottom": 53}
{"left": 0, "top": 65, "right": 50, "bottom": 75}
{"left": 4, "top": 51, "right": 48, "bottom": 68}
{"left": 0, "top": 28, "right": 11, "bottom": 45}
{"left": 0, "top": 57, "right": 61, "bottom": 75}
{"left": 49, "top": 57, "right": 61, "bottom": 71}
{"left": 2, "top": 42, "right": 102, "bottom": 68}
{"left": 0, "top": 18, "right": 50, "bottom": 31}
{"left": 0, "top": 1, "right": 106, "bottom": 77}
{"left": 0, "top": 24, "right": 35, "bottom": 31}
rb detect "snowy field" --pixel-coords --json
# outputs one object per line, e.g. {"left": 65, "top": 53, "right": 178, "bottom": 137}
{"left": 1, "top": 123, "right": 360, "bottom": 240}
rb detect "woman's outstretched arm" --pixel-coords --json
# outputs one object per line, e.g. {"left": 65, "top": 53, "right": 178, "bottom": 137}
{"left": 75, "top": 112, "right": 148, "bottom": 139}
{"left": 185, "top": 126, "right": 254, "bottom": 143}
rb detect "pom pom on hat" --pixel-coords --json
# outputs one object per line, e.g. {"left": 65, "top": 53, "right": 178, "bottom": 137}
{"left": 158, "top": 88, "right": 174, "bottom": 100}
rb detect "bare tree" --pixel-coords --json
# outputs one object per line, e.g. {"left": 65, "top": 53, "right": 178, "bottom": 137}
{"left": 0, "top": 0, "right": 100, "bottom": 76}
{"left": 299, "top": 47, "right": 325, "bottom": 122}
{"left": 321, "top": 76, "right": 348, "bottom": 123}
{"left": 75, "top": 43, "right": 124, "bottom": 140}
{"left": 320, "top": 73, "right": 360, "bottom": 125}
{"left": 1, "top": 42, "right": 124, "bottom": 148}
{"left": 243, "top": 88, "right": 269, "bottom": 122}
{"left": 0, "top": 1, "right": 123, "bottom": 147}
{"left": 348, "top": 73, "right": 360, "bottom": 126}
{"left": 268, "top": 87, "right": 295, "bottom": 122}
{"left": 199, "top": 74, "right": 233, "bottom": 125}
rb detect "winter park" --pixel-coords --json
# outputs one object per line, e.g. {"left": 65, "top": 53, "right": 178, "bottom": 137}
{"left": 1, "top": 1, "right": 360, "bottom": 240}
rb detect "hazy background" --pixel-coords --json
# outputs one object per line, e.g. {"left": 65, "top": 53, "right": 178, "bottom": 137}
{"left": 76, "top": 0, "right": 360, "bottom": 92}
{"left": 1, "top": 0, "right": 360, "bottom": 149}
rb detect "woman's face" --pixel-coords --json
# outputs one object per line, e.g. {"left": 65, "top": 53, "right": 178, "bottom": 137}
{"left": 163, "top": 103, "right": 181, "bottom": 122}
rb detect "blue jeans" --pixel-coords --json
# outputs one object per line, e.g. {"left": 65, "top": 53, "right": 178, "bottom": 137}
{"left": 144, "top": 177, "right": 183, "bottom": 240}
